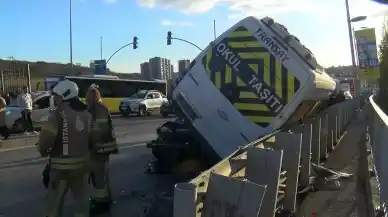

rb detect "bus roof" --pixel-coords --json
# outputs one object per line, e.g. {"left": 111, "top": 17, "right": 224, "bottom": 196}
{"left": 46, "top": 75, "right": 167, "bottom": 84}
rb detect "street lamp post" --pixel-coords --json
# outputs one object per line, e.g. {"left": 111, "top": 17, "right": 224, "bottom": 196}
{"left": 345, "top": 0, "right": 356, "bottom": 67}
{"left": 69, "top": 0, "right": 73, "bottom": 71}
{"left": 100, "top": 36, "right": 103, "bottom": 60}
{"left": 345, "top": 0, "right": 368, "bottom": 106}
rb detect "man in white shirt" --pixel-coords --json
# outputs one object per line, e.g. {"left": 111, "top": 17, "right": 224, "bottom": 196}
{"left": 17, "top": 86, "right": 36, "bottom": 135}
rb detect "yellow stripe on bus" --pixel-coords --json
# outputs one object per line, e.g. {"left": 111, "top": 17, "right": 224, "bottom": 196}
{"left": 225, "top": 66, "right": 232, "bottom": 84}
{"left": 228, "top": 31, "right": 252, "bottom": 38}
{"left": 238, "top": 52, "right": 269, "bottom": 60}
{"left": 228, "top": 41, "right": 263, "bottom": 48}
{"left": 214, "top": 71, "right": 221, "bottom": 88}
{"left": 234, "top": 103, "right": 269, "bottom": 111}
{"left": 287, "top": 73, "right": 295, "bottom": 102}
{"left": 239, "top": 91, "right": 256, "bottom": 98}
{"left": 205, "top": 52, "right": 212, "bottom": 76}
{"left": 239, "top": 53, "right": 270, "bottom": 86}
{"left": 245, "top": 116, "right": 274, "bottom": 123}
{"left": 275, "top": 62, "right": 282, "bottom": 98}
{"left": 237, "top": 77, "right": 246, "bottom": 87}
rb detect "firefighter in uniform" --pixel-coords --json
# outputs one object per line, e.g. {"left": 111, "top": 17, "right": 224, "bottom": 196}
{"left": 86, "top": 86, "right": 118, "bottom": 213}
{"left": 37, "top": 80, "right": 92, "bottom": 217}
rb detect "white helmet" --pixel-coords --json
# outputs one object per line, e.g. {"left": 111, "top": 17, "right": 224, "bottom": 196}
{"left": 52, "top": 80, "right": 79, "bottom": 100}
{"left": 89, "top": 83, "right": 99, "bottom": 90}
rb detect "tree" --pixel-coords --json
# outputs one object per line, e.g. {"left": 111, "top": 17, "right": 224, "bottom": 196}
{"left": 377, "top": 21, "right": 388, "bottom": 111}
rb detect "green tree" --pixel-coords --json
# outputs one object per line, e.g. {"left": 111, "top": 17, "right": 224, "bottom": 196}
{"left": 377, "top": 22, "right": 388, "bottom": 111}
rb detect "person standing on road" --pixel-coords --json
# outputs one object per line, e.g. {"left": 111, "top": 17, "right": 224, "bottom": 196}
{"left": 0, "top": 95, "right": 9, "bottom": 140}
{"left": 86, "top": 87, "right": 118, "bottom": 214}
{"left": 37, "top": 79, "right": 93, "bottom": 217}
{"left": 17, "top": 85, "right": 36, "bottom": 135}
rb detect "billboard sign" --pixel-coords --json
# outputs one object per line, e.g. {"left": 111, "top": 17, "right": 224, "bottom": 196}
{"left": 93, "top": 59, "right": 107, "bottom": 75}
{"left": 354, "top": 28, "right": 380, "bottom": 79}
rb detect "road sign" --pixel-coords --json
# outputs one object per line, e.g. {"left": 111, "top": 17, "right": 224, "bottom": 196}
{"left": 354, "top": 28, "right": 380, "bottom": 79}
{"left": 94, "top": 59, "right": 107, "bottom": 75}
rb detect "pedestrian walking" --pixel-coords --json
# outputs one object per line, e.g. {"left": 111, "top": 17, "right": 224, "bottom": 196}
{"left": 17, "top": 85, "right": 36, "bottom": 135}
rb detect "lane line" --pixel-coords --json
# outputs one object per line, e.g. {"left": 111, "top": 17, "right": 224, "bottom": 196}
{"left": 0, "top": 143, "right": 146, "bottom": 168}
{"left": 0, "top": 145, "right": 36, "bottom": 152}
{"left": 0, "top": 140, "right": 147, "bottom": 152}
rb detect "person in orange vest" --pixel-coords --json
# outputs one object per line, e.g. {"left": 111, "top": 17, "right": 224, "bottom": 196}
{"left": 86, "top": 87, "right": 118, "bottom": 214}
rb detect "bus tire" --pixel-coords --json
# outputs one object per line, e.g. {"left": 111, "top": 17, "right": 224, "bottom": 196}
{"left": 138, "top": 106, "right": 147, "bottom": 117}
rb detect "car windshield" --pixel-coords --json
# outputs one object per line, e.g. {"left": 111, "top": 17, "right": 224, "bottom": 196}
{"left": 129, "top": 90, "right": 147, "bottom": 98}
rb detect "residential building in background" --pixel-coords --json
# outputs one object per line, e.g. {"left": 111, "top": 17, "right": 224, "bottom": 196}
{"left": 140, "top": 62, "right": 151, "bottom": 80}
{"left": 178, "top": 59, "right": 190, "bottom": 74}
{"left": 148, "top": 57, "right": 173, "bottom": 80}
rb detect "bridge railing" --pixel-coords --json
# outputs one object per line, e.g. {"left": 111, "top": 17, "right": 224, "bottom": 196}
{"left": 173, "top": 97, "right": 362, "bottom": 217}
{"left": 367, "top": 95, "right": 388, "bottom": 216}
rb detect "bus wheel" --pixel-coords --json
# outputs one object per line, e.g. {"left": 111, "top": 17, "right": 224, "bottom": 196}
{"left": 138, "top": 106, "right": 146, "bottom": 117}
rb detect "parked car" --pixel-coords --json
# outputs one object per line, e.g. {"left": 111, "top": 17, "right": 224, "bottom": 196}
{"left": 6, "top": 91, "right": 54, "bottom": 132}
{"left": 119, "top": 90, "right": 169, "bottom": 117}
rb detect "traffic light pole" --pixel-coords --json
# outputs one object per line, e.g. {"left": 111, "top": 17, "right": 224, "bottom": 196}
{"left": 171, "top": 37, "right": 203, "bottom": 51}
{"left": 106, "top": 42, "right": 134, "bottom": 64}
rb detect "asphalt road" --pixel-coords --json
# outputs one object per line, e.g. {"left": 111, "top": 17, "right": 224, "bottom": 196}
{"left": 0, "top": 116, "right": 176, "bottom": 217}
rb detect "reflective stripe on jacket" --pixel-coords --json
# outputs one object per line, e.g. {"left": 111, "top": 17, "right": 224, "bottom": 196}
{"left": 51, "top": 156, "right": 89, "bottom": 170}
{"left": 90, "top": 102, "right": 118, "bottom": 155}
{"left": 38, "top": 101, "right": 92, "bottom": 170}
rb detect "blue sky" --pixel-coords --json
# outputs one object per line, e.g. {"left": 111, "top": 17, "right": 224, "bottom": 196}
{"left": 0, "top": 0, "right": 387, "bottom": 73}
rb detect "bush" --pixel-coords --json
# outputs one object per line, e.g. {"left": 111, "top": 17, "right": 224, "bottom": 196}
{"left": 377, "top": 22, "right": 388, "bottom": 111}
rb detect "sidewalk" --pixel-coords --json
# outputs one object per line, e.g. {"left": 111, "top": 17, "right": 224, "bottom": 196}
{"left": 299, "top": 117, "right": 367, "bottom": 217}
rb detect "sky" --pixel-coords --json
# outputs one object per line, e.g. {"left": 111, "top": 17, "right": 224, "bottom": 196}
{"left": 0, "top": 0, "right": 387, "bottom": 74}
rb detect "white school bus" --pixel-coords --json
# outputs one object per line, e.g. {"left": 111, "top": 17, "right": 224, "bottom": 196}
{"left": 171, "top": 16, "right": 337, "bottom": 158}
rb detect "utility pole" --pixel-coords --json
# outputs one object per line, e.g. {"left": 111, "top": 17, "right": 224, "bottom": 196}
{"left": 69, "top": 0, "right": 73, "bottom": 71}
{"left": 213, "top": 20, "right": 217, "bottom": 40}
{"left": 100, "top": 36, "right": 103, "bottom": 60}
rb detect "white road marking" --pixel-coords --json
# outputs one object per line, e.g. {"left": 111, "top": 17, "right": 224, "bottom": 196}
{"left": 0, "top": 143, "right": 146, "bottom": 168}
{"left": 0, "top": 141, "right": 146, "bottom": 152}
{"left": 0, "top": 145, "right": 36, "bottom": 152}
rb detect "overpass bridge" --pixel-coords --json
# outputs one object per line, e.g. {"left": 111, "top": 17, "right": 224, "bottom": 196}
{"left": 0, "top": 93, "right": 385, "bottom": 217}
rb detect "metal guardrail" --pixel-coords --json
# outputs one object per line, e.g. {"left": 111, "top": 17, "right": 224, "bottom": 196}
{"left": 367, "top": 95, "right": 388, "bottom": 216}
{"left": 173, "top": 98, "right": 361, "bottom": 217}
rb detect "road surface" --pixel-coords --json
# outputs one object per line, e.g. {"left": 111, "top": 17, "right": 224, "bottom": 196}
{"left": 0, "top": 117, "right": 176, "bottom": 217}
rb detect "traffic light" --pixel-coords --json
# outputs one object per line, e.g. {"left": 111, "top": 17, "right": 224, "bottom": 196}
{"left": 133, "top": 36, "right": 138, "bottom": 49}
{"left": 167, "top": 31, "right": 172, "bottom": 45}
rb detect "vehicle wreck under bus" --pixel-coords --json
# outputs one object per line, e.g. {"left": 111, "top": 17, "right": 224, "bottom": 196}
{"left": 146, "top": 16, "right": 340, "bottom": 177}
